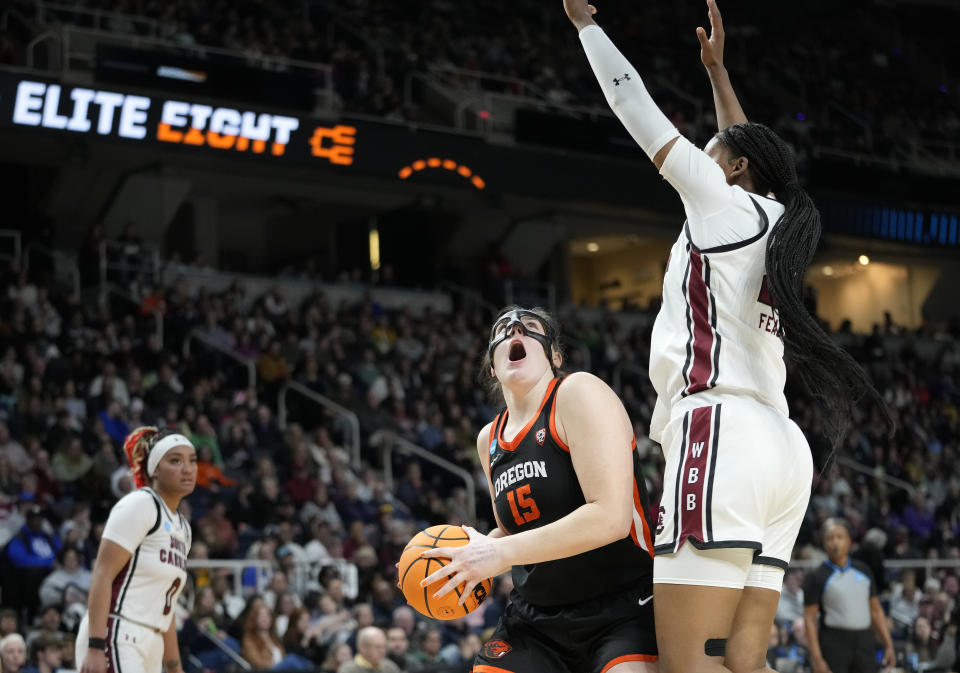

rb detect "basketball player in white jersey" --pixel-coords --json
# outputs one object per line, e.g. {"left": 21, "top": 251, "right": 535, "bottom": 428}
{"left": 564, "top": 2, "right": 889, "bottom": 673}
{"left": 78, "top": 428, "right": 196, "bottom": 673}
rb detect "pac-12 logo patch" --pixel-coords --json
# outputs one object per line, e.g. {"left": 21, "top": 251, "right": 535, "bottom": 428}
{"left": 656, "top": 505, "right": 665, "bottom": 536}
{"left": 482, "top": 639, "right": 513, "bottom": 659}
{"left": 535, "top": 428, "right": 546, "bottom": 445}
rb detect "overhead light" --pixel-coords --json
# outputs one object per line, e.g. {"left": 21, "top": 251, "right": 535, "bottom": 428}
{"left": 858, "top": 255, "right": 870, "bottom": 266}
{"left": 586, "top": 242, "right": 599, "bottom": 253}
{"left": 369, "top": 227, "right": 381, "bottom": 271}
{"left": 823, "top": 266, "right": 834, "bottom": 276}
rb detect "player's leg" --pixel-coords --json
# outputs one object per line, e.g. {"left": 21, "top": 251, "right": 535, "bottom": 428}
{"left": 653, "top": 544, "right": 755, "bottom": 673}
{"left": 725, "top": 410, "right": 811, "bottom": 673}
{"left": 722, "top": 585, "right": 780, "bottom": 673}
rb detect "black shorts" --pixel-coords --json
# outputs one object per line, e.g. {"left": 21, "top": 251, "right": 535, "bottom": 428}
{"left": 475, "top": 584, "right": 657, "bottom": 673}
{"left": 819, "top": 627, "right": 875, "bottom": 673}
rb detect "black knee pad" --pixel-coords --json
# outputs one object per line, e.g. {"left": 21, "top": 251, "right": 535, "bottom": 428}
{"left": 705, "top": 638, "right": 727, "bottom": 657}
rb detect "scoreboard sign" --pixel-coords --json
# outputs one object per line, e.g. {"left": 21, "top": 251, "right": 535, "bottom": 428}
{"left": 3, "top": 74, "right": 357, "bottom": 166}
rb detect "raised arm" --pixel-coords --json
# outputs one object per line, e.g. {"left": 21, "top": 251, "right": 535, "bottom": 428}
{"left": 697, "top": 0, "right": 747, "bottom": 130}
{"left": 563, "top": 0, "right": 680, "bottom": 170}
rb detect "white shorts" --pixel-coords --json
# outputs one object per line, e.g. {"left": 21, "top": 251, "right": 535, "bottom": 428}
{"left": 77, "top": 614, "right": 164, "bottom": 673}
{"left": 653, "top": 397, "right": 812, "bottom": 588}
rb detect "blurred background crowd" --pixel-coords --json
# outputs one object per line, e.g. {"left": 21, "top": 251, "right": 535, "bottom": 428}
{"left": 1, "top": 232, "right": 959, "bottom": 672}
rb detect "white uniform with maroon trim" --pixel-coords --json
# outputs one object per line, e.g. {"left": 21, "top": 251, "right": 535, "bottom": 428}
{"left": 648, "top": 136, "right": 813, "bottom": 572}
{"left": 76, "top": 488, "right": 191, "bottom": 673}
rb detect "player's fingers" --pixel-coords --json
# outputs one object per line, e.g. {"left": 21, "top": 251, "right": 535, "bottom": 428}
{"left": 432, "top": 575, "right": 463, "bottom": 600}
{"left": 697, "top": 26, "right": 709, "bottom": 47}
{"left": 420, "top": 563, "right": 456, "bottom": 587}
{"left": 708, "top": 0, "right": 724, "bottom": 34}
{"left": 420, "top": 548, "right": 455, "bottom": 561}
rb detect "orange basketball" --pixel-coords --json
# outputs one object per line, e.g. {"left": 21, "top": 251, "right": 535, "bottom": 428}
{"left": 398, "top": 524, "right": 492, "bottom": 620}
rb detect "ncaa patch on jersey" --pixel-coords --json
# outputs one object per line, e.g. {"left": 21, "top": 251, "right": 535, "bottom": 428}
{"left": 164, "top": 521, "right": 172, "bottom": 532}
{"left": 482, "top": 639, "right": 512, "bottom": 659}
{"left": 535, "top": 428, "right": 546, "bottom": 445}
{"left": 489, "top": 440, "right": 497, "bottom": 456}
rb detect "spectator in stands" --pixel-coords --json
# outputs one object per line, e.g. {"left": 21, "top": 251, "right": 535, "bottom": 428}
{"left": 29, "top": 606, "right": 64, "bottom": 647}
{"left": 194, "top": 444, "right": 237, "bottom": 491}
{"left": 37, "top": 547, "right": 90, "bottom": 609}
{"left": 240, "top": 601, "right": 285, "bottom": 669}
{"left": 385, "top": 626, "right": 421, "bottom": 672}
{"left": 197, "top": 501, "right": 239, "bottom": 557}
{"left": 907, "top": 616, "right": 956, "bottom": 672}
{"left": 21, "top": 633, "right": 60, "bottom": 673}
{"left": 776, "top": 569, "right": 806, "bottom": 625}
{"left": 0, "top": 633, "right": 26, "bottom": 673}
{"left": 49, "top": 437, "right": 92, "bottom": 489}
{"left": 180, "top": 586, "right": 236, "bottom": 671}
{"left": 890, "top": 568, "right": 923, "bottom": 637}
{"left": 338, "top": 626, "right": 401, "bottom": 673}
{"left": 281, "top": 607, "right": 324, "bottom": 662}
{"left": 412, "top": 628, "right": 444, "bottom": 669}
{"left": 0, "top": 423, "right": 31, "bottom": 475}
{"left": 804, "top": 518, "right": 895, "bottom": 673}
{"left": 4, "top": 505, "right": 60, "bottom": 621}
{"left": 321, "top": 642, "right": 354, "bottom": 673}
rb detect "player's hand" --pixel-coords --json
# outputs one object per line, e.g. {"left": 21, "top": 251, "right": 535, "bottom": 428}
{"left": 812, "top": 654, "right": 833, "bottom": 673}
{"left": 563, "top": 0, "right": 598, "bottom": 32}
{"left": 80, "top": 649, "right": 108, "bottom": 673}
{"left": 419, "top": 526, "right": 507, "bottom": 606}
{"left": 882, "top": 645, "right": 896, "bottom": 668}
{"left": 696, "top": 0, "right": 726, "bottom": 71}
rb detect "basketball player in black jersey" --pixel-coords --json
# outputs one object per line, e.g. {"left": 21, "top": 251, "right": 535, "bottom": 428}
{"left": 421, "top": 307, "right": 658, "bottom": 673}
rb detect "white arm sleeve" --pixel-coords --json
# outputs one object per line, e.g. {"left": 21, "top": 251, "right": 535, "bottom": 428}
{"left": 102, "top": 490, "right": 157, "bottom": 553}
{"left": 578, "top": 24, "right": 680, "bottom": 159}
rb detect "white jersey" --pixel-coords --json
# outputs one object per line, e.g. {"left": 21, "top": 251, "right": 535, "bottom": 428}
{"left": 649, "top": 136, "right": 789, "bottom": 444}
{"left": 102, "top": 487, "right": 191, "bottom": 633}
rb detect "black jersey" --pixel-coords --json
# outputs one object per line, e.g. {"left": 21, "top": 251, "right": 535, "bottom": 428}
{"left": 487, "top": 376, "right": 654, "bottom": 607}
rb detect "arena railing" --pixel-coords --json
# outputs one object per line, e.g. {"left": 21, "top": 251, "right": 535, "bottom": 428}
{"left": 24, "top": 242, "right": 81, "bottom": 302}
{"left": 183, "top": 327, "right": 257, "bottom": 390}
{"left": 437, "top": 281, "right": 498, "bottom": 321}
{"left": 27, "top": 24, "right": 335, "bottom": 111}
{"left": 277, "top": 382, "right": 361, "bottom": 469}
{"left": 371, "top": 429, "right": 477, "bottom": 526}
{"left": 190, "top": 630, "right": 251, "bottom": 672}
{"left": 99, "top": 240, "right": 160, "bottom": 288}
{"left": 786, "top": 559, "right": 960, "bottom": 575}
{"left": 186, "top": 558, "right": 359, "bottom": 603}
{"left": 0, "top": 229, "right": 22, "bottom": 262}
{"left": 413, "top": 64, "right": 703, "bottom": 140}
{"left": 35, "top": 1, "right": 164, "bottom": 39}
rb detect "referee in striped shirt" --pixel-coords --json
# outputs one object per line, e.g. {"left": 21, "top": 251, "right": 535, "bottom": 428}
{"left": 804, "top": 518, "right": 895, "bottom": 673}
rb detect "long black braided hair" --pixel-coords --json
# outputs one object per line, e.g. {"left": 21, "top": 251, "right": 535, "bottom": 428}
{"left": 715, "top": 122, "right": 893, "bottom": 451}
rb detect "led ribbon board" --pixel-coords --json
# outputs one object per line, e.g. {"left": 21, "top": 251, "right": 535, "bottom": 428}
{"left": 1, "top": 75, "right": 356, "bottom": 166}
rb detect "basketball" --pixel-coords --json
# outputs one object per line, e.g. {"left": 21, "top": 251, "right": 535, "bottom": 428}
{"left": 398, "top": 525, "right": 492, "bottom": 620}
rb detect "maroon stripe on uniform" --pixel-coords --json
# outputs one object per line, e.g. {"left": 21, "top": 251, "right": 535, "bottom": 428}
{"left": 109, "top": 560, "right": 131, "bottom": 612}
{"left": 105, "top": 616, "right": 119, "bottom": 673}
{"left": 684, "top": 250, "right": 715, "bottom": 396}
{"left": 678, "top": 406, "right": 714, "bottom": 547}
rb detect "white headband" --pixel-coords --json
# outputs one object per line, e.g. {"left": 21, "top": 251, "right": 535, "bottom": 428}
{"left": 147, "top": 433, "right": 195, "bottom": 478}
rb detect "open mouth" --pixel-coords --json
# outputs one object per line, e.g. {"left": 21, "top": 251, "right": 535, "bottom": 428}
{"left": 508, "top": 340, "right": 527, "bottom": 362}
